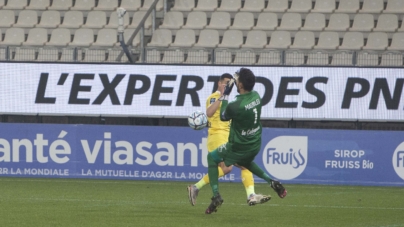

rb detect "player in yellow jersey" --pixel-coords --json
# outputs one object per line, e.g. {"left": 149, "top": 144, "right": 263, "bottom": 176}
{"left": 187, "top": 73, "right": 271, "bottom": 206}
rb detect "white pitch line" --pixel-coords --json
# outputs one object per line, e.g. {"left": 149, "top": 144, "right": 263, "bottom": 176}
{"left": 0, "top": 196, "right": 403, "bottom": 211}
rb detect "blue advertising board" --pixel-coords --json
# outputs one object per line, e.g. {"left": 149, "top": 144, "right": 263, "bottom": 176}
{"left": 0, "top": 123, "right": 403, "bottom": 187}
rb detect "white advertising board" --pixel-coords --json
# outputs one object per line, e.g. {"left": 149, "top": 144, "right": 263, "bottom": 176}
{"left": 0, "top": 63, "right": 403, "bottom": 121}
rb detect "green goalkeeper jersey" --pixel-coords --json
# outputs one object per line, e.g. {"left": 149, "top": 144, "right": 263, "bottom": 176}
{"left": 220, "top": 90, "right": 262, "bottom": 153}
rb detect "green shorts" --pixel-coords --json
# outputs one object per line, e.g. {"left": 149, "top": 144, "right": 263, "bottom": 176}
{"left": 215, "top": 143, "right": 260, "bottom": 167}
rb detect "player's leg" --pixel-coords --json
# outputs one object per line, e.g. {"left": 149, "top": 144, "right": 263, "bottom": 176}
{"left": 187, "top": 163, "right": 231, "bottom": 206}
{"left": 205, "top": 146, "right": 226, "bottom": 214}
{"left": 238, "top": 166, "right": 271, "bottom": 205}
{"left": 243, "top": 161, "right": 287, "bottom": 198}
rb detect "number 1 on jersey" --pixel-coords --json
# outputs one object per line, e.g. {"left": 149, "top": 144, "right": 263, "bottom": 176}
{"left": 253, "top": 108, "right": 257, "bottom": 124}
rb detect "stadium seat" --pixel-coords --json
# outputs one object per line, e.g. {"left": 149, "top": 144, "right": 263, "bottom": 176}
{"left": 36, "top": 48, "right": 59, "bottom": 61}
{"left": 25, "top": 0, "right": 50, "bottom": 10}
{"left": 13, "top": 10, "right": 38, "bottom": 28}
{"left": 216, "top": 0, "right": 241, "bottom": 12}
{"left": 116, "top": 28, "right": 140, "bottom": 47}
{"left": 387, "top": 33, "right": 404, "bottom": 50}
{"left": 300, "top": 13, "right": 326, "bottom": 31}
{"left": 334, "top": 0, "right": 359, "bottom": 13}
{"left": 290, "top": 31, "right": 315, "bottom": 49}
{"left": 13, "top": 48, "right": 36, "bottom": 61}
{"left": 217, "top": 30, "right": 243, "bottom": 48}
{"left": 106, "top": 49, "right": 129, "bottom": 62}
{"left": 184, "top": 49, "right": 210, "bottom": 64}
{"left": 171, "top": 0, "right": 195, "bottom": 12}
{"left": 265, "top": 31, "right": 291, "bottom": 49}
{"left": 338, "top": 32, "right": 364, "bottom": 50}
{"left": 3, "top": 0, "right": 27, "bottom": 10}
{"left": 307, "top": 51, "right": 329, "bottom": 65}
{"left": 0, "top": 10, "right": 16, "bottom": 29}
{"left": 170, "top": 29, "right": 195, "bottom": 47}
{"left": 356, "top": 51, "right": 379, "bottom": 66}
{"left": 253, "top": 12, "right": 277, "bottom": 31}
{"left": 331, "top": 51, "right": 353, "bottom": 65}
{"left": 60, "top": 48, "right": 82, "bottom": 61}
{"left": 58, "top": 11, "right": 84, "bottom": 29}
{"left": 240, "top": 0, "right": 265, "bottom": 12}
{"left": 36, "top": 10, "right": 61, "bottom": 29}
{"left": 311, "top": 0, "right": 335, "bottom": 13}
{"left": 242, "top": 30, "right": 267, "bottom": 48}
{"left": 119, "top": 0, "right": 141, "bottom": 11}
{"left": 68, "top": 28, "right": 94, "bottom": 47}
{"left": 93, "top": 0, "right": 118, "bottom": 11}
{"left": 45, "top": 28, "right": 71, "bottom": 46}
{"left": 70, "top": 0, "right": 95, "bottom": 11}
{"left": 81, "top": 11, "right": 107, "bottom": 29}
{"left": 82, "top": 49, "right": 106, "bottom": 62}
{"left": 193, "top": 29, "right": 219, "bottom": 48}
{"left": 256, "top": 51, "right": 281, "bottom": 65}
{"left": 193, "top": 0, "right": 217, "bottom": 12}
{"left": 104, "top": 11, "right": 129, "bottom": 28}
{"left": 147, "top": 29, "right": 172, "bottom": 47}
{"left": 383, "top": 0, "right": 404, "bottom": 13}
{"left": 229, "top": 12, "right": 255, "bottom": 30}
{"left": 22, "top": 28, "right": 48, "bottom": 46}
{"left": 159, "top": 11, "right": 184, "bottom": 29}
{"left": 263, "top": 0, "right": 288, "bottom": 12}
{"left": 91, "top": 28, "right": 117, "bottom": 47}
{"left": 287, "top": 0, "right": 312, "bottom": 13}
{"left": 324, "top": 13, "right": 349, "bottom": 31}
{"left": 285, "top": 50, "right": 304, "bottom": 65}
{"left": 349, "top": 14, "right": 374, "bottom": 32}
{"left": 373, "top": 14, "right": 398, "bottom": 32}
{"left": 128, "top": 11, "right": 152, "bottom": 29}
{"left": 0, "top": 0, "right": 4, "bottom": 9}
{"left": 140, "top": 0, "right": 163, "bottom": 11}
{"left": 145, "top": 49, "right": 161, "bottom": 63}
{"left": 181, "top": 11, "right": 207, "bottom": 30}
{"left": 233, "top": 50, "right": 256, "bottom": 65}
{"left": 48, "top": 0, "right": 73, "bottom": 10}
{"left": 1, "top": 28, "right": 25, "bottom": 46}
{"left": 362, "top": 32, "right": 388, "bottom": 50}
{"left": 380, "top": 52, "right": 403, "bottom": 66}
{"left": 161, "top": 50, "right": 184, "bottom": 64}
{"left": 205, "top": 12, "right": 231, "bottom": 30}
{"left": 214, "top": 50, "right": 232, "bottom": 64}
{"left": 277, "top": 13, "right": 302, "bottom": 31}
{"left": 314, "top": 32, "right": 339, "bottom": 49}
{"left": 398, "top": 17, "right": 404, "bottom": 32}
{"left": 359, "top": 0, "right": 383, "bottom": 13}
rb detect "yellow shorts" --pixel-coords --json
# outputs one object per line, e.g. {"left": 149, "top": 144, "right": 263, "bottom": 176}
{"left": 207, "top": 132, "right": 228, "bottom": 152}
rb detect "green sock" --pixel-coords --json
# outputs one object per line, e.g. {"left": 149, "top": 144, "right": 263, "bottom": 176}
{"left": 245, "top": 162, "right": 273, "bottom": 184}
{"left": 207, "top": 153, "right": 219, "bottom": 196}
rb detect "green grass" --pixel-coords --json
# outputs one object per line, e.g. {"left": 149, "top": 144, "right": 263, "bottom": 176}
{"left": 0, "top": 178, "right": 403, "bottom": 227}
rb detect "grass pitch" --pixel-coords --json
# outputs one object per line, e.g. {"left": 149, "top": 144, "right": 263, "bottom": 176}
{"left": 0, "top": 178, "right": 403, "bottom": 227}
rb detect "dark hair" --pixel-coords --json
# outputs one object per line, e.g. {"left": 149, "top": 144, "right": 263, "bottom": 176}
{"left": 220, "top": 73, "right": 233, "bottom": 81}
{"left": 237, "top": 68, "right": 255, "bottom": 91}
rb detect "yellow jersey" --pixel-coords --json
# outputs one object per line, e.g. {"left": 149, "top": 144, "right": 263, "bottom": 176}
{"left": 206, "top": 91, "right": 230, "bottom": 151}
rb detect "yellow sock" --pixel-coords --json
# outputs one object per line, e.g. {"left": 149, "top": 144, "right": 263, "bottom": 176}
{"left": 241, "top": 169, "right": 255, "bottom": 198}
{"left": 195, "top": 167, "right": 225, "bottom": 190}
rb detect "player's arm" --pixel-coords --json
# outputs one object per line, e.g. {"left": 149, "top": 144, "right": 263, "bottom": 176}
{"left": 219, "top": 79, "right": 236, "bottom": 121}
{"left": 206, "top": 97, "right": 221, "bottom": 117}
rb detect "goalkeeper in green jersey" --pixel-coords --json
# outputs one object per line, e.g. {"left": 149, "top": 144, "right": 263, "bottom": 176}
{"left": 204, "top": 68, "right": 287, "bottom": 214}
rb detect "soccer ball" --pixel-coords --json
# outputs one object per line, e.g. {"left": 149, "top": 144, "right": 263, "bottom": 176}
{"left": 188, "top": 110, "right": 208, "bottom": 130}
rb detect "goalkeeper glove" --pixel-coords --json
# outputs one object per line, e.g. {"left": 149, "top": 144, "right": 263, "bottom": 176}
{"left": 223, "top": 78, "right": 236, "bottom": 96}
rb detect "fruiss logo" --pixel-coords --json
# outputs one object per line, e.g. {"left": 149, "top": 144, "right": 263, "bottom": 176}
{"left": 262, "top": 136, "right": 308, "bottom": 180}
{"left": 392, "top": 142, "right": 404, "bottom": 180}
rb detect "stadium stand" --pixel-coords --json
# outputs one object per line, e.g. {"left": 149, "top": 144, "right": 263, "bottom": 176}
{"left": 0, "top": 0, "right": 402, "bottom": 66}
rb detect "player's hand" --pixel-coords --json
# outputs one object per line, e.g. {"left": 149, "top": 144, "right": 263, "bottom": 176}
{"left": 223, "top": 78, "right": 235, "bottom": 96}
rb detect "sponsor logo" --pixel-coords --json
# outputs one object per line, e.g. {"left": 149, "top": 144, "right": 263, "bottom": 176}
{"left": 392, "top": 142, "right": 404, "bottom": 180}
{"left": 262, "top": 136, "right": 308, "bottom": 180}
